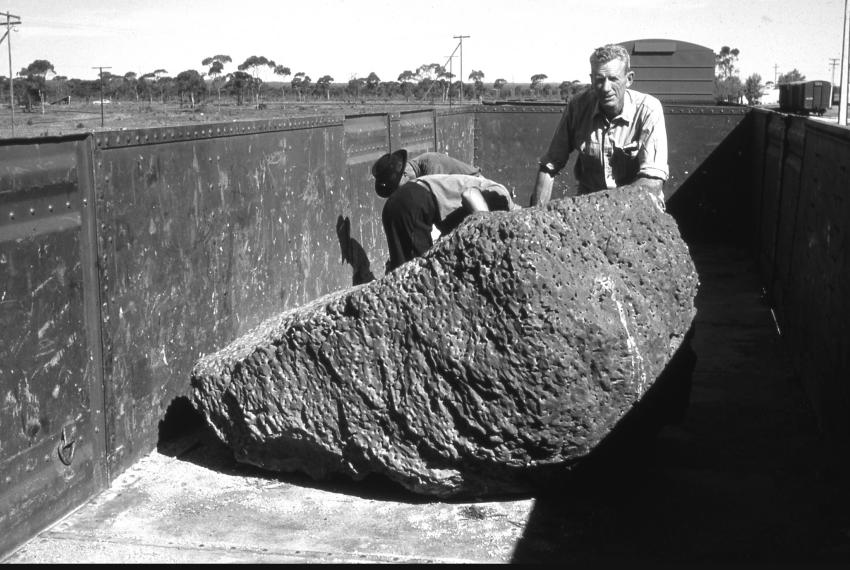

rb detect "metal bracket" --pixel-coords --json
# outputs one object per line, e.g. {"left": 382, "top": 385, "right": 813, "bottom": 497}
{"left": 57, "top": 425, "right": 77, "bottom": 466}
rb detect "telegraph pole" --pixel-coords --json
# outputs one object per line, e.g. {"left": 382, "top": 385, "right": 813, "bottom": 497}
{"left": 830, "top": 57, "right": 840, "bottom": 105}
{"left": 1, "top": 11, "right": 21, "bottom": 136}
{"left": 773, "top": 64, "right": 779, "bottom": 84}
{"left": 92, "top": 66, "right": 111, "bottom": 127}
{"left": 444, "top": 54, "right": 456, "bottom": 106}
{"left": 840, "top": 0, "right": 850, "bottom": 125}
{"left": 453, "top": 35, "right": 469, "bottom": 103}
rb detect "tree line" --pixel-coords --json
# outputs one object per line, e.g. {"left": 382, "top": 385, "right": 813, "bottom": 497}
{"left": 714, "top": 45, "right": 806, "bottom": 105}
{"left": 1, "top": 55, "right": 589, "bottom": 110}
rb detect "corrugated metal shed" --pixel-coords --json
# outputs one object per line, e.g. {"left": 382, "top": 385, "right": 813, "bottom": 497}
{"left": 618, "top": 39, "right": 715, "bottom": 104}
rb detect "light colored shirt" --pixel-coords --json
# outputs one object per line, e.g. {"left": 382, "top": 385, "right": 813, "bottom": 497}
{"left": 540, "top": 88, "right": 669, "bottom": 194}
{"left": 405, "top": 152, "right": 482, "bottom": 178}
{"left": 413, "top": 174, "right": 520, "bottom": 220}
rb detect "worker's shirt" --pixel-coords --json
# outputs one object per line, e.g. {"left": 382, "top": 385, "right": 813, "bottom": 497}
{"left": 405, "top": 153, "right": 482, "bottom": 178}
{"left": 413, "top": 174, "right": 519, "bottom": 221}
{"left": 540, "top": 88, "right": 669, "bottom": 194}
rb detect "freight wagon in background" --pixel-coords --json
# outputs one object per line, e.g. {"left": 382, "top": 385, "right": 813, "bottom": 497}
{"left": 779, "top": 80, "right": 833, "bottom": 116}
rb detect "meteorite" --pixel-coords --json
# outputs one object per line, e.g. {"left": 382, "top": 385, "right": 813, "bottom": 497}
{"left": 189, "top": 187, "right": 698, "bottom": 497}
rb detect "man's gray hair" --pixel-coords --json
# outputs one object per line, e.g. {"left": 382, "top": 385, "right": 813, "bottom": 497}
{"left": 589, "top": 44, "right": 631, "bottom": 71}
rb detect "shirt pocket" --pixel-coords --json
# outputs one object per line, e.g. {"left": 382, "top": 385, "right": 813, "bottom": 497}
{"left": 611, "top": 141, "right": 641, "bottom": 185}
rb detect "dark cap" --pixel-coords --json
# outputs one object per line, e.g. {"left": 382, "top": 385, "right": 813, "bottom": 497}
{"left": 371, "top": 149, "right": 408, "bottom": 198}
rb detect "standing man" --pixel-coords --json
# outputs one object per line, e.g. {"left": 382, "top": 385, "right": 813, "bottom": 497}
{"left": 530, "top": 44, "right": 669, "bottom": 206}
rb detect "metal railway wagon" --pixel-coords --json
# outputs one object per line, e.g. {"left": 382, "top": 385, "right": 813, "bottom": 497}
{"left": 779, "top": 80, "right": 833, "bottom": 116}
{"left": 1, "top": 97, "right": 850, "bottom": 562}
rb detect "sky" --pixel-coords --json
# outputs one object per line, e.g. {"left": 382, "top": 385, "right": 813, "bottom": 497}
{"left": 1, "top": 0, "right": 847, "bottom": 86}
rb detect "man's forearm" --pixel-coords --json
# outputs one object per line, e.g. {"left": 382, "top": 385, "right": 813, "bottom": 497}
{"left": 620, "top": 176, "right": 663, "bottom": 195}
{"left": 530, "top": 170, "right": 554, "bottom": 207}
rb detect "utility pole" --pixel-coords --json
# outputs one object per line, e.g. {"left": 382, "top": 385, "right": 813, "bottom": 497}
{"left": 444, "top": 54, "right": 456, "bottom": 106}
{"left": 453, "top": 35, "right": 469, "bottom": 103}
{"left": 774, "top": 64, "right": 779, "bottom": 84}
{"left": 92, "top": 66, "right": 111, "bottom": 127}
{"left": 830, "top": 57, "right": 840, "bottom": 106}
{"left": 1, "top": 11, "right": 21, "bottom": 137}
{"left": 840, "top": 0, "right": 850, "bottom": 125}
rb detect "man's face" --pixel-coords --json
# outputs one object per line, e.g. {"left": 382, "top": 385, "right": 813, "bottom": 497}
{"left": 590, "top": 58, "right": 633, "bottom": 118}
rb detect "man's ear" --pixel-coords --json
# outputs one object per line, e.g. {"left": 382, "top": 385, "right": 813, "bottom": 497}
{"left": 626, "top": 70, "right": 635, "bottom": 88}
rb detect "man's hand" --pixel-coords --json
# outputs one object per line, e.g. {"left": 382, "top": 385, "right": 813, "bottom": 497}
{"left": 618, "top": 177, "right": 666, "bottom": 211}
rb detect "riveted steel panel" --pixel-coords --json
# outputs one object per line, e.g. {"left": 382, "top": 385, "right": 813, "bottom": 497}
{"left": 343, "top": 113, "right": 394, "bottom": 279}
{"left": 749, "top": 110, "right": 770, "bottom": 258}
{"left": 760, "top": 114, "right": 788, "bottom": 282}
{"left": 394, "top": 110, "right": 436, "bottom": 159}
{"left": 436, "top": 109, "right": 476, "bottom": 170}
{"left": 0, "top": 136, "right": 105, "bottom": 557}
{"left": 786, "top": 119, "right": 850, "bottom": 444}
{"left": 771, "top": 119, "right": 807, "bottom": 326}
{"left": 94, "top": 120, "right": 350, "bottom": 476}
{"left": 475, "top": 105, "right": 572, "bottom": 207}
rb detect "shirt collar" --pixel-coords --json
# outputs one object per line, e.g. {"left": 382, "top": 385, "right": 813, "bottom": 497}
{"left": 593, "top": 89, "right": 635, "bottom": 126}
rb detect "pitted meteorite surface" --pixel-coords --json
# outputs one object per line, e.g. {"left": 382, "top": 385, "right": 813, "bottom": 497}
{"left": 189, "top": 187, "right": 698, "bottom": 497}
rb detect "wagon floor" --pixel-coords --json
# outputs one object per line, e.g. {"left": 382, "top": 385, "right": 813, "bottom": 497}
{"left": 4, "top": 243, "right": 849, "bottom": 564}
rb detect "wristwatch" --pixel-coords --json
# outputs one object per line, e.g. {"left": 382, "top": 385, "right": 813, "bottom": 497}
{"left": 539, "top": 162, "right": 556, "bottom": 175}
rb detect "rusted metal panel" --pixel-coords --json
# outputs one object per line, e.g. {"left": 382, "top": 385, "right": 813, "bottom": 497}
{"left": 760, "top": 115, "right": 788, "bottom": 286}
{"left": 771, "top": 118, "right": 807, "bottom": 330}
{"left": 664, "top": 106, "right": 752, "bottom": 241}
{"left": 343, "top": 113, "right": 394, "bottom": 279}
{"left": 0, "top": 136, "right": 105, "bottom": 556}
{"left": 436, "top": 108, "right": 476, "bottom": 169}
{"left": 393, "top": 110, "right": 436, "bottom": 158}
{"left": 749, "top": 110, "right": 770, "bottom": 257}
{"left": 475, "top": 105, "right": 571, "bottom": 207}
{"left": 784, "top": 120, "right": 850, "bottom": 445}
{"left": 94, "top": 120, "right": 350, "bottom": 476}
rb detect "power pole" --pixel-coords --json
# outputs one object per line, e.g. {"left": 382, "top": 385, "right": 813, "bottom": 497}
{"left": 444, "top": 54, "right": 456, "bottom": 106}
{"left": 840, "top": 0, "right": 850, "bottom": 125}
{"left": 453, "top": 35, "right": 469, "bottom": 103}
{"left": 774, "top": 64, "right": 779, "bottom": 84}
{"left": 92, "top": 66, "right": 111, "bottom": 127}
{"left": 830, "top": 57, "right": 840, "bottom": 105}
{"left": 0, "top": 11, "right": 21, "bottom": 137}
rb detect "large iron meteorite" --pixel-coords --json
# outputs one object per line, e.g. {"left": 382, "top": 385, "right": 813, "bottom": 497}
{"left": 189, "top": 187, "right": 698, "bottom": 497}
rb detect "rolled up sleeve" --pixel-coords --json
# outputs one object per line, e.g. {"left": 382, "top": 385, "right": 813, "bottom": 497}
{"left": 539, "top": 105, "right": 575, "bottom": 174}
{"left": 637, "top": 100, "right": 669, "bottom": 181}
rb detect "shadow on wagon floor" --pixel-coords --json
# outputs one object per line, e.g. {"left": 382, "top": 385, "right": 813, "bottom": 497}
{"left": 154, "top": 243, "right": 850, "bottom": 563}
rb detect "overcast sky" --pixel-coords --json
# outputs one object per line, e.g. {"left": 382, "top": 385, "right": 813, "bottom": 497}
{"left": 2, "top": 0, "right": 846, "bottom": 85}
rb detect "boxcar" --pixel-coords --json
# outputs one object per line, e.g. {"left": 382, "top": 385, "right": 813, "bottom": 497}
{"left": 779, "top": 80, "right": 832, "bottom": 115}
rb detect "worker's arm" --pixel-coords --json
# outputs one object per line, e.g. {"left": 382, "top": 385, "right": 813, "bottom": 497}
{"left": 618, "top": 176, "right": 666, "bottom": 210}
{"left": 530, "top": 168, "right": 555, "bottom": 207}
{"left": 461, "top": 187, "right": 490, "bottom": 213}
{"left": 619, "top": 176, "right": 663, "bottom": 194}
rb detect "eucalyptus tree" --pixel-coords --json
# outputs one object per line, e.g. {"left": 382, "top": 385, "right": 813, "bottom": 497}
{"left": 274, "top": 64, "right": 291, "bottom": 100}
{"left": 123, "top": 71, "right": 139, "bottom": 101}
{"left": 398, "top": 70, "right": 416, "bottom": 101}
{"left": 494, "top": 78, "right": 507, "bottom": 98}
{"left": 365, "top": 71, "right": 380, "bottom": 97}
{"left": 238, "top": 55, "right": 277, "bottom": 107}
{"left": 202, "top": 54, "right": 231, "bottom": 103}
{"left": 290, "top": 72, "right": 311, "bottom": 101}
{"left": 18, "top": 59, "right": 55, "bottom": 110}
{"left": 468, "top": 69, "right": 484, "bottom": 99}
{"left": 175, "top": 69, "right": 205, "bottom": 108}
{"left": 316, "top": 75, "right": 334, "bottom": 100}
{"left": 530, "top": 73, "right": 548, "bottom": 97}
